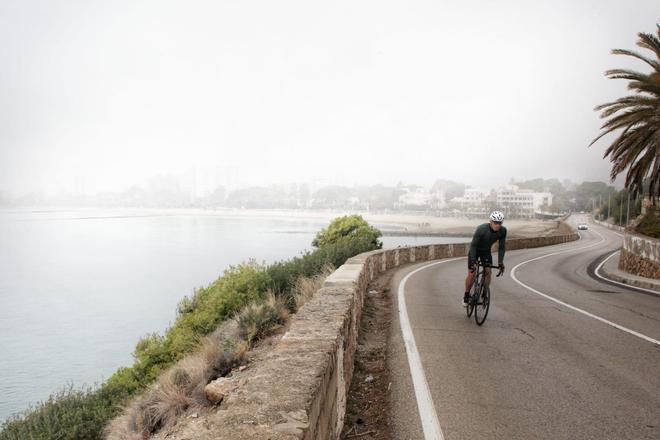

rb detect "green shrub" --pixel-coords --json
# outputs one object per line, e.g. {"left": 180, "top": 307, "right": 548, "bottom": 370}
{"left": 164, "top": 259, "right": 271, "bottom": 358}
{"left": 0, "top": 385, "right": 119, "bottom": 440}
{"left": 268, "top": 235, "right": 379, "bottom": 310}
{"left": 312, "top": 214, "right": 382, "bottom": 248}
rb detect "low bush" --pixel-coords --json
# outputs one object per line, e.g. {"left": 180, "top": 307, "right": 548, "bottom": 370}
{"left": 312, "top": 214, "right": 382, "bottom": 248}
{"left": 0, "top": 385, "right": 118, "bottom": 440}
{"left": 235, "top": 293, "right": 289, "bottom": 346}
{"left": 267, "top": 236, "right": 378, "bottom": 310}
{"left": 634, "top": 209, "right": 660, "bottom": 238}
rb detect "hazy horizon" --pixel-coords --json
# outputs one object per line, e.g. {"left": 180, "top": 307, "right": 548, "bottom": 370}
{"left": 1, "top": 1, "right": 658, "bottom": 196}
{"left": 0, "top": 172, "right": 623, "bottom": 204}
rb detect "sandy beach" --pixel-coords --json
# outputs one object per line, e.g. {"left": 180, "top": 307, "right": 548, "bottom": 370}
{"left": 361, "top": 212, "right": 570, "bottom": 238}
{"left": 114, "top": 207, "right": 568, "bottom": 239}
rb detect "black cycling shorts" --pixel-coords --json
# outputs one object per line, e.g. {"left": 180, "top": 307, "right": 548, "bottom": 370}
{"left": 468, "top": 250, "right": 492, "bottom": 269}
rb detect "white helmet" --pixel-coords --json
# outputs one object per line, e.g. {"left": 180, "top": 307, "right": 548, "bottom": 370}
{"left": 489, "top": 211, "right": 504, "bottom": 223}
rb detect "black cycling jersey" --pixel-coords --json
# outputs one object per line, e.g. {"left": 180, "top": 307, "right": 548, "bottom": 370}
{"left": 468, "top": 223, "right": 507, "bottom": 266}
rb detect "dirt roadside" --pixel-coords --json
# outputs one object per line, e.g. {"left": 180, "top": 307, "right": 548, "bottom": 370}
{"left": 341, "top": 270, "right": 396, "bottom": 440}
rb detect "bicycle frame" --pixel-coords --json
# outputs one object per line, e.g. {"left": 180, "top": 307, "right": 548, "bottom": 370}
{"left": 466, "top": 259, "right": 503, "bottom": 324}
{"left": 470, "top": 260, "right": 502, "bottom": 292}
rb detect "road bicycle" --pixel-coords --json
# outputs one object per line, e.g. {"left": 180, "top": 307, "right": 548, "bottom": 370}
{"left": 466, "top": 260, "right": 503, "bottom": 325}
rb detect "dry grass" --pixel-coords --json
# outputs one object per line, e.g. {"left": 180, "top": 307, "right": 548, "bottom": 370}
{"left": 105, "top": 327, "right": 247, "bottom": 439}
{"left": 105, "top": 270, "right": 331, "bottom": 439}
{"left": 292, "top": 263, "right": 334, "bottom": 310}
{"left": 235, "top": 291, "right": 289, "bottom": 346}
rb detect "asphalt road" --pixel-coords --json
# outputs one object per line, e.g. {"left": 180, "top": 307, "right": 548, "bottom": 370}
{"left": 387, "top": 215, "right": 660, "bottom": 440}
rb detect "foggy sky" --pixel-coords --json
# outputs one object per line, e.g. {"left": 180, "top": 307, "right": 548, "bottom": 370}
{"left": 1, "top": 0, "right": 658, "bottom": 195}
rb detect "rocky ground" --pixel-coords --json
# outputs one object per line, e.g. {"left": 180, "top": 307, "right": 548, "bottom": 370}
{"left": 149, "top": 327, "right": 289, "bottom": 440}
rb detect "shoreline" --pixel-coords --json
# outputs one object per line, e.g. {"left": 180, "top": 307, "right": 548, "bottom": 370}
{"left": 0, "top": 206, "right": 565, "bottom": 238}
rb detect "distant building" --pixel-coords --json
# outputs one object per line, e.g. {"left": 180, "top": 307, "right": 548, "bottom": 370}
{"left": 496, "top": 185, "right": 553, "bottom": 218}
{"left": 532, "top": 191, "right": 553, "bottom": 209}
{"left": 451, "top": 188, "right": 486, "bottom": 207}
{"left": 429, "top": 188, "right": 447, "bottom": 209}
{"left": 397, "top": 185, "right": 432, "bottom": 209}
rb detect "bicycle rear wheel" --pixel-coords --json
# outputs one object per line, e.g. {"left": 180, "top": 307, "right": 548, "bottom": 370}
{"left": 474, "top": 284, "right": 490, "bottom": 326}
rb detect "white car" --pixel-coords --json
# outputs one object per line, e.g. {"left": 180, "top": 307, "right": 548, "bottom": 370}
{"left": 577, "top": 223, "right": 588, "bottom": 230}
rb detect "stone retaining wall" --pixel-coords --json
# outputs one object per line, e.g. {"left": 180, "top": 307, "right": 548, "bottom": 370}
{"left": 620, "top": 232, "right": 660, "bottom": 279}
{"left": 592, "top": 219, "right": 660, "bottom": 279}
{"left": 164, "top": 231, "right": 578, "bottom": 440}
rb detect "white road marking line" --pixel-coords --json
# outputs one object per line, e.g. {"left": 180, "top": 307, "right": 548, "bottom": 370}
{"left": 510, "top": 229, "right": 660, "bottom": 347}
{"left": 594, "top": 250, "right": 660, "bottom": 296}
{"left": 399, "top": 259, "right": 462, "bottom": 440}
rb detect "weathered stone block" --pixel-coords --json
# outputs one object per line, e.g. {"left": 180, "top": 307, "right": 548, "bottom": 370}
{"left": 205, "top": 377, "right": 239, "bottom": 405}
{"left": 619, "top": 248, "right": 660, "bottom": 279}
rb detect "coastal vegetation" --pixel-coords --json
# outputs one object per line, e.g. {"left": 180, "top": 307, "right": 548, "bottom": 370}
{"left": 633, "top": 209, "right": 660, "bottom": 238}
{"left": 0, "top": 216, "right": 381, "bottom": 440}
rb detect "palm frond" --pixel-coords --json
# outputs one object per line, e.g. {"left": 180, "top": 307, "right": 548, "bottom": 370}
{"left": 636, "top": 27, "right": 660, "bottom": 59}
{"left": 612, "top": 48, "right": 660, "bottom": 73}
{"left": 591, "top": 26, "right": 660, "bottom": 201}
{"left": 590, "top": 108, "right": 656, "bottom": 146}
{"left": 594, "top": 95, "right": 656, "bottom": 115}
{"left": 626, "top": 80, "right": 660, "bottom": 96}
{"left": 605, "top": 68, "right": 652, "bottom": 82}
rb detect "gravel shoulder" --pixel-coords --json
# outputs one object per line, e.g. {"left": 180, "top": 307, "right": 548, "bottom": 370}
{"left": 340, "top": 261, "right": 432, "bottom": 440}
{"left": 341, "top": 270, "right": 395, "bottom": 440}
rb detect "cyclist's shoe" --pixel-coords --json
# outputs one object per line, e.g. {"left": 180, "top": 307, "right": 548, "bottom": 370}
{"left": 462, "top": 293, "right": 470, "bottom": 307}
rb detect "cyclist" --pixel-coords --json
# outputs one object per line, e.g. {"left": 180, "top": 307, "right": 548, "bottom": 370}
{"left": 463, "top": 211, "right": 507, "bottom": 307}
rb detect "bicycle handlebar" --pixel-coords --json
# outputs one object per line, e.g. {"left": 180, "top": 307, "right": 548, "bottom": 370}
{"left": 472, "top": 262, "right": 505, "bottom": 277}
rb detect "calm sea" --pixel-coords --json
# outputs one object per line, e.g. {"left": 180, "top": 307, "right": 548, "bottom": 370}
{"left": 0, "top": 208, "right": 468, "bottom": 421}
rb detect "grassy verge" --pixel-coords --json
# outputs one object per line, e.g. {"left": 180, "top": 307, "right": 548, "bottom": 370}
{"left": 0, "top": 216, "right": 380, "bottom": 440}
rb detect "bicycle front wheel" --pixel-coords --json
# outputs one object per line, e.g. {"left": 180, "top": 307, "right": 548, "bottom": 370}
{"left": 474, "top": 284, "right": 490, "bottom": 326}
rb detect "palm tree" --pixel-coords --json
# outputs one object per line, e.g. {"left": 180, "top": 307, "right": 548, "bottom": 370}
{"left": 590, "top": 25, "right": 660, "bottom": 203}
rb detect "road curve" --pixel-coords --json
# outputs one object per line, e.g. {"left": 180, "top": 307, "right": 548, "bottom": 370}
{"left": 387, "top": 216, "right": 660, "bottom": 440}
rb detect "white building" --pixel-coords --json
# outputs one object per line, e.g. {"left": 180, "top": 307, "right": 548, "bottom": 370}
{"left": 533, "top": 192, "right": 553, "bottom": 209}
{"left": 397, "top": 185, "right": 432, "bottom": 208}
{"left": 496, "top": 185, "right": 553, "bottom": 218}
{"left": 430, "top": 189, "right": 447, "bottom": 209}
{"left": 451, "top": 188, "right": 486, "bottom": 207}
